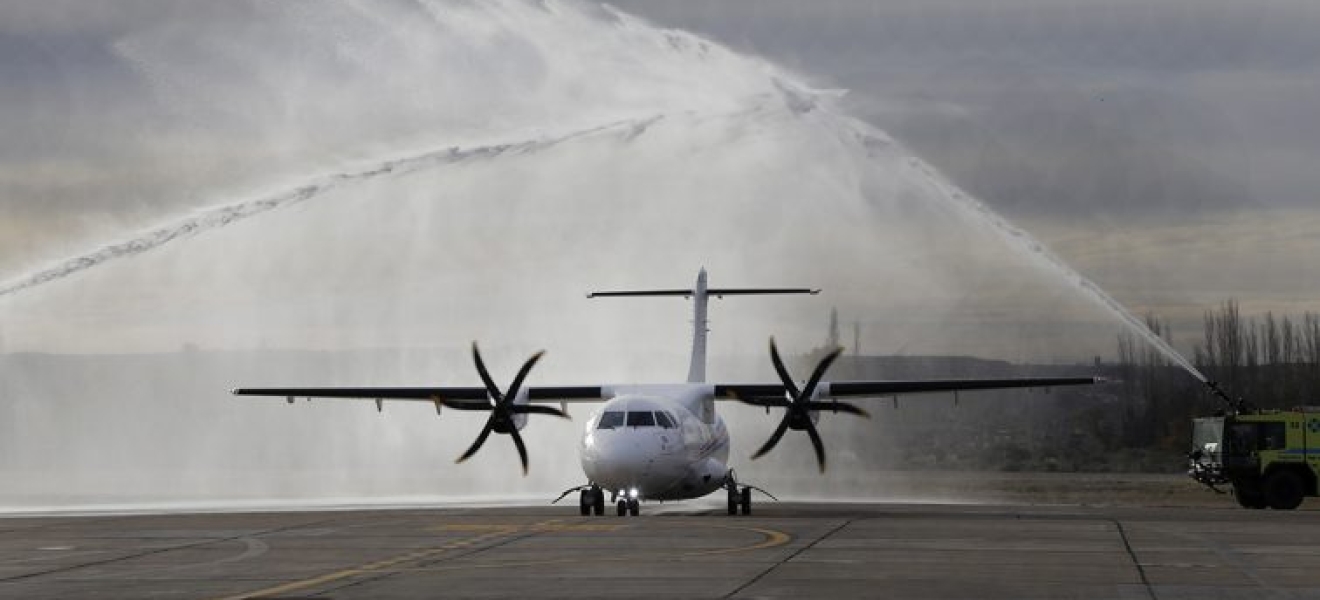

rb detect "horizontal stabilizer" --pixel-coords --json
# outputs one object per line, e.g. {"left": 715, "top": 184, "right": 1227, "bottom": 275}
{"left": 588, "top": 288, "right": 818, "bottom": 298}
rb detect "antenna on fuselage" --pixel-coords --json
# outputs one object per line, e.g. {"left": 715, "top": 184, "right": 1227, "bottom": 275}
{"left": 587, "top": 268, "right": 820, "bottom": 383}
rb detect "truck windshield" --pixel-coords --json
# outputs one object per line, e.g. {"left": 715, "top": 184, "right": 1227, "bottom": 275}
{"left": 1191, "top": 417, "right": 1223, "bottom": 456}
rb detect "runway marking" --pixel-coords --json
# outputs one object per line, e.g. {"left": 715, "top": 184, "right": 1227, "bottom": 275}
{"left": 210, "top": 520, "right": 555, "bottom": 600}
{"left": 210, "top": 520, "right": 790, "bottom": 599}
{"left": 431, "top": 522, "right": 628, "bottom": 534}
{"left": 722, "top": 518, "right": 849, "bottom": 599}
{"left": 391, "top": 522, "right": 792, "bottom": 573}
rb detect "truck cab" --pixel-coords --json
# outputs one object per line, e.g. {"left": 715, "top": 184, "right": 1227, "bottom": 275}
{"left": 1190, "top": 410, "right": 1320, "bottom": 509}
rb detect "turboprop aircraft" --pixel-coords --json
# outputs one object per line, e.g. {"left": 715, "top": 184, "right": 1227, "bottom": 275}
{"left": 232, "top": 269, "right": 1099, "bottom": 516}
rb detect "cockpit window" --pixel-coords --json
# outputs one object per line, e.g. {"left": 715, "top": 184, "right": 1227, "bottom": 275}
{"left": 597, "top": 411, "right": 624, "bottom": 430}
{"left": 626, "top": 411, "right": 656, "bottom": 427}
{"left": 655, "top": 411, "right": 676, "bottom": 429}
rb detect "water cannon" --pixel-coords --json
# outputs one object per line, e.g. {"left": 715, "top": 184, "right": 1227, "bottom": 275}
{"left": 1205, "top": 380, "right": 1253, "bottom": 414}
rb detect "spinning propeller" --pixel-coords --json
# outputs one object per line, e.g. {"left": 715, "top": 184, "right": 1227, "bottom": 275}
{"left": 736, "top": 338, "right": 869, "bottom": 472}
{"left": 452, "top": 343, "right": 569, "bottom": 475}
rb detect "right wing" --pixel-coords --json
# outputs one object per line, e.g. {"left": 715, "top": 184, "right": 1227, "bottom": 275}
{"left": 231, "top": 386, "right": 607, "bottom": 410}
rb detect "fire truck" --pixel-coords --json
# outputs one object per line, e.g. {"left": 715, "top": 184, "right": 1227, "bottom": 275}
{"left": 1188, "top": 383, "right": 1320, "bottom": 510}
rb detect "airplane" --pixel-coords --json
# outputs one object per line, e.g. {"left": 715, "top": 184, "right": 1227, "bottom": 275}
{"left": 232, "top": 269, "right": 1100, "bottom": 517}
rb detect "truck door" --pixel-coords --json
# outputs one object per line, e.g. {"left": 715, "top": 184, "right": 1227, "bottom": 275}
{"left": 1223, "top": 422, "right": 1260, "bottom": 474}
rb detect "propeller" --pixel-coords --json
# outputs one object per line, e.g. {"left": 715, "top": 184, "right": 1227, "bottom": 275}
{"left": 738, "top": 337, "right": 869, "bottom": 473}
{"left": 454, "top": 342, "right": 569, "bottom": 475}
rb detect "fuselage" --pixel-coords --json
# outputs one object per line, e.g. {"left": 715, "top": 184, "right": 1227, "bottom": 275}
{"left": 579, "top": 386, "right": 730, "bottom": 501}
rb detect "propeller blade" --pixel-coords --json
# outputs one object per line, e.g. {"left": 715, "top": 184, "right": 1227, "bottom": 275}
{"left": 512, "top": 404, "right": 570, "bottom": 419}
{"left": 503, "top": 350, "right": 545, "bottom": 406}
{"left": 751, "top": 417, "right": 792, "bottom": 460}
{"left": 806, "top": 400, "right": 871, "bottom": 418}
{"left": 509, "top": 426, "right": 530, "bottom": 476}
{"left": 457, "top": 415, "right": 496, "bottom": 463}
{"left": 768, "top": 337, "right": 800, "bottom": 398}
{"left": 800, "top": 346, "right": 843, "bottom": 401}
{"left": 804, "top": 421, "right": 827, "bottom": 473}
{"left": 471, "top": 342, "right": 503, "bottom": 403}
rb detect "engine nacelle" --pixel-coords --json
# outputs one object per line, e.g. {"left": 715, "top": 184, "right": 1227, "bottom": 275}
{"left": 510, "top": 387, "right": 530, "bottom": 431}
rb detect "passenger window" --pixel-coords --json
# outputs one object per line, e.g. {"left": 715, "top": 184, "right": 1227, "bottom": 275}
{"left": 626, "top": 411, "right": 655, "bottom": 428}
{"left": 655, "top": 411, "right": 676, "bottom": 429}
{"left": 597, "top": 411, "right": 624, "bottom": 430}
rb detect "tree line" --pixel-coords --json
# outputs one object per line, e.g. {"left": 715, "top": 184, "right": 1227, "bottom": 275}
{"left": 1116, "top": 300, "right": 1320, "bottom": 453}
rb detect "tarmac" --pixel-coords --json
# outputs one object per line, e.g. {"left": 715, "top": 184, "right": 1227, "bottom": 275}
{"left": 2, "top": 501, "right": 1319, "bottom": 599}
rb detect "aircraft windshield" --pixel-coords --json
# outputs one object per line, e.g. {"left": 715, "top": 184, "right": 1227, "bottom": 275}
{"left": 626, "top": 411, "right": 656, "bottom": 427}
{"left": 598, "top": 409, "right": 676, "bottom": 430}
{"left": 596, "top": 411, "right": 624, "bottom": 430}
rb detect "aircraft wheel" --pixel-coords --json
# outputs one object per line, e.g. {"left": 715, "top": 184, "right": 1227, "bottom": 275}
{"left": 593, "top": 489, "right": 606, "bottom": 516}
{"left": 628, "top": 498, "right": 640, "bottom": 517}
{"left": 727, "top": 486, "right": 739, "bottom": 515}
{"left": 740, "top": 487, "right": 752, "bottom": 516}
{"left": 1264, "top": 471, "right": 1304, "bottom": 510}
{"left": 617, "top": 500, "right": 628, "bottom": 517}
{"left": 578, "top": 490, "right": 592, "bottom": 516}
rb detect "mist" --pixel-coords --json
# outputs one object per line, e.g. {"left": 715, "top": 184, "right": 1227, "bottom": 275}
{"left": 1, "top": 0, "right": 1126, "bottom": 510}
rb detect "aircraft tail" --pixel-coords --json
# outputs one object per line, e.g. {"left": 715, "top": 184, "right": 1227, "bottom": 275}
{"left": 588, "top": 269, "right": 818, "bottom": 383}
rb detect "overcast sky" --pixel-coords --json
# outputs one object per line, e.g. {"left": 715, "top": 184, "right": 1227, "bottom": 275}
{"left": 611, "top": 0, "right": 1320, "bottom": 334}
{"left": 612, "top": 0, "right": 1320, "bottom": 217}
{"left": 2, "top": 0, "right": 1319, "bottom": 351}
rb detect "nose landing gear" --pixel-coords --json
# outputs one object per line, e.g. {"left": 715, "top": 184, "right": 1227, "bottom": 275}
{"left": 616, "top": 497, "right": 640, "bottom": 516}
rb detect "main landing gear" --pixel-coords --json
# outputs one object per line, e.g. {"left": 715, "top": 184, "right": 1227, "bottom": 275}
{"left": 577, "top": 485, "right": 606, "bottom": 516}
{"left": 725, "top": 470, "right": 777, "bottom": 516}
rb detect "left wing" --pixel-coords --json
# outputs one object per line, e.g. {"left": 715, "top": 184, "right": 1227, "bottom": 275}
{"left": 715, "top": 339, "right": 1103, "bottom": 472}
{"left": 717, "top": 376, "right": 1099, "bottom": 402}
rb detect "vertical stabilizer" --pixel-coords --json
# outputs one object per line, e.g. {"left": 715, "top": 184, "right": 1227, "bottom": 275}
{"left": 688, "top": 269, "right": 710, "bottom": 383}
{"left": 587, "top": 271, "right": 820, "bottom": 384}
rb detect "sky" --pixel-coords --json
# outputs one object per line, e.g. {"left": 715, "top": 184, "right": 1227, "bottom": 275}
{"left": 610, "top": 0, "right": 1320, "bottom": 324}
{"left": 2, "top": 0, "right": 1319, "bottom": 358}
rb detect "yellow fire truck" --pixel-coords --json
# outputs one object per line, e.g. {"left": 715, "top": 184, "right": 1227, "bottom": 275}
{"left": 1189, "top": 390, "right": 1320, "bottom": 510}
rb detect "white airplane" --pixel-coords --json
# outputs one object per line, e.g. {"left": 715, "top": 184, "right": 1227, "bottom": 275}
{"left": 232, "top": 269, "right": 1098, "bottom": 516}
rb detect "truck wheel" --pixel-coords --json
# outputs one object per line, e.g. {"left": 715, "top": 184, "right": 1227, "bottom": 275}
{"left": 1235, "top": 488, "right": 1267, "bottom": 509}
{"left": 1264, "top": 471, "right": 1305, "bottom": 510}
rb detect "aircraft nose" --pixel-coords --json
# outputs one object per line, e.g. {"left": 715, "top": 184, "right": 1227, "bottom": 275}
{"left": 582, "top": 430, "right": 667, "bottom": 491}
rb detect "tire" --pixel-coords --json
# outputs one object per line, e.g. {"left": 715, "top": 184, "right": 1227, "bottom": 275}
{"left": 628, "top": 498, "right": 640, "bottom": 517}
{"left": 740, "top": 487, "right": 752, "bottom": 516}
{"left": 1235, "top": 487, "right": 1267, "bottom": 510}
{"left": 727, "top": 487, "right": 738, "bottom": 516}
{"left": 1264, "top": 471, "right": 1305, "bottom": 510}
{"left": 617, "top": 500, "right": 628, "bottom": 517}
{"left": 593, "top": 490, "right": 605, "bottom": 516}
{"left": 579, "top": 490, "right": 592, "bottom": 516}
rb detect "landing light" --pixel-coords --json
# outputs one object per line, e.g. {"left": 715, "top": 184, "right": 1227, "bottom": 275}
{"left": 628, "top": 487, "right": 639, "bottom": 499}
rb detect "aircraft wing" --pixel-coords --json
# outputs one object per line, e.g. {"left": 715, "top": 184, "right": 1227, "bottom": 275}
{"left": 230, "top": 386, "right": 606, "bottom": 409}
{"left": 716, "top": 376, "right": 1099, "bottom": 402}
